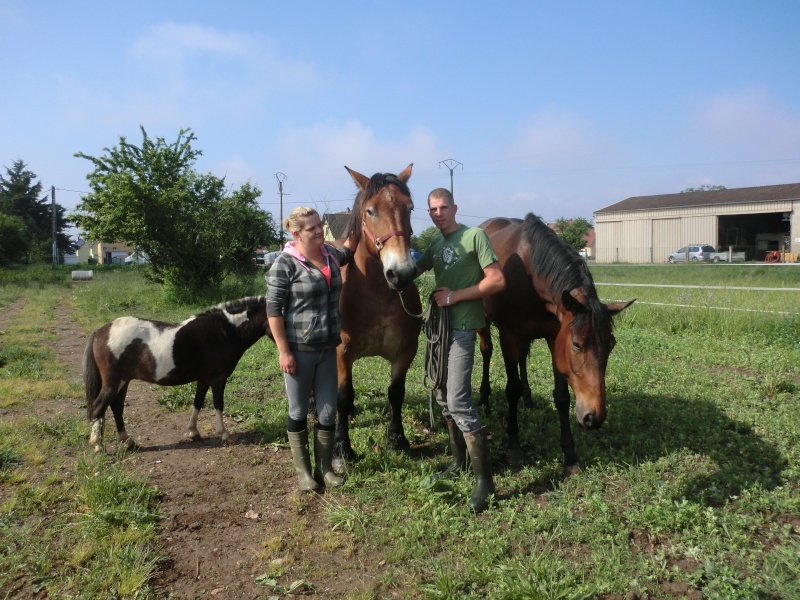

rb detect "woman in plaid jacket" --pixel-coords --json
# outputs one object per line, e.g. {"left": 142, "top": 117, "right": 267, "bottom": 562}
{"left": 266, "top": 207, "right": 353, "bottom": 492}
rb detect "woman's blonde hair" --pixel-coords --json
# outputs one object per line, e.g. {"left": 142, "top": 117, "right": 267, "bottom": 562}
{"left": 284, "top": 206, "right": 319, "bottom": 234}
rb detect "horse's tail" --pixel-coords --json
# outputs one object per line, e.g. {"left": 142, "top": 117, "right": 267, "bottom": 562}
{"left": 84, "top": 334, "right": 101, "bottom": 420}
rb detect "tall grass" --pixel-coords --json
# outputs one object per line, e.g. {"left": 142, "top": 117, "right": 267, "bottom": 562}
{"left": 2, "top": 263, "right": 799, "bottom": 598}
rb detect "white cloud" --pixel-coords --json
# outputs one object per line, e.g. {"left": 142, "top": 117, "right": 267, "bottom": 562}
{"left": 505, "top": 108, "right": 619, "bottom": 169}
{"left": 128, "top": 21, "right": 315, "bottom": 87}
{"left": 267, "top": 120, "right": 441, "bottom": 188}
{"left": 129, "top": 22, "right": 250, "bottom": 62}
{"left": 690, "top": 89, "right": 800, "bottom": 157}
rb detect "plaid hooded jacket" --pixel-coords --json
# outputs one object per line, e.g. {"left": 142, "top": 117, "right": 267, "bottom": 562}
{"left": 265, "top": 242, "right": 353, "bottom": 351}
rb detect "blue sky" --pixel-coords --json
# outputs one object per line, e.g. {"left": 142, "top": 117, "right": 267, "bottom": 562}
{"left": 2, "top": 1, "right": 800, "bottom": 237}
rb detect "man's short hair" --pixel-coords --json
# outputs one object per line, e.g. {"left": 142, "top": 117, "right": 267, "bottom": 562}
{"left": 428, "top": 187, "right": 454, "bottom": 205}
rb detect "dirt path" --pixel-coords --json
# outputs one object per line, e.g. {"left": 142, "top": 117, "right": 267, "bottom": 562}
{"left": 49, "top": 301, "right": 375, "bottom": 599}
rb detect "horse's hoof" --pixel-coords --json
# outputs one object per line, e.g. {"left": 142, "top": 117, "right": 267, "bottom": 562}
{"left": 221, "top": 432, "right": 233, "bottom": 444}
{"left": 122, "top": 438, "right": 138, "bottom": 451}
{"left": 563, "top": 463, "right": 582, "bottom": 478}
{"left": 93, "top": 444, "right": 104, "bottom": 454}
{"left": 387, "top": 434, "right": 411, "bottom": 454}
{"left": 186, "top": 430, "right": 202, "bottom": 442}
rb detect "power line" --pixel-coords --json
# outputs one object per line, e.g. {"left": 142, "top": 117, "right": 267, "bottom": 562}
{"left": 275, "top": 172, "right": 288, "bottom": 246}
{"left": 439, "top": 159, "right": 462, "bottom": 195}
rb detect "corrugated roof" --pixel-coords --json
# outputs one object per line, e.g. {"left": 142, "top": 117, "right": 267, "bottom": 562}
{"left": 323, "top": 212, "right": 351, "bottom": 240}
{"left": 595, "top": 182, "right": 800, "bottom": 214}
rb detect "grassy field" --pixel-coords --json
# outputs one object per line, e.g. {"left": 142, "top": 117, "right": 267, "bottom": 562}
{"left": 1, "top": 263, "right": 799, "bottom": 598}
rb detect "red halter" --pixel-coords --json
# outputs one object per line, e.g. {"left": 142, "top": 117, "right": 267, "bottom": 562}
{"left": 362, "top": 220, "right": 404, "bottom": 251}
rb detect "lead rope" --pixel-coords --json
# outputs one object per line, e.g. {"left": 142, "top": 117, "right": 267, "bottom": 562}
{"left": 422, "top": 294, "right": 450, "bottom": 430}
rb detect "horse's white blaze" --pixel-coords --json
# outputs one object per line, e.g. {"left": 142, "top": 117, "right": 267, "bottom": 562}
{"left": 381, "top": 248, "right": 413, "bottom": 273}
{"left": 108, "top": 316, "right": 184, "bottom": 382}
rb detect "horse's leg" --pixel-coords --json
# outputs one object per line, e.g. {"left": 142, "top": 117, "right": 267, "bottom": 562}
{"left": 519, "top": 339, "right": 534, "bottom": 409}
{"left": 186, "top": 382, "right": 210, "bottom": 441}
{"left": 498, "top": 332, "right": 524, "bottom": 466}
{"left": 210, "top": 378, "right": 232, "bottom": 443}
{"left": 386, "top": 361, "right": 411, "bottom": 452}
{"left": 476, "top": 325, "right": 493, "bottom": 415}
{"left": 109, "top": 383, "right": 136, "bottom": 450}
{"left": 334, "top": 355, "right": 357, "bottom": 465}
{"left": 88, "top": 381, "right": 122, "bottom": 453}
{"left": 549, "top": 348, "right": 581, "bottom": 476}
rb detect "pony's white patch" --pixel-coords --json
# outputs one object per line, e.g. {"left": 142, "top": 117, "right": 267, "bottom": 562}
{"left": 223, "top": 308, "right": 249, "bottom": 328}
{"left": 187, "top": 407, "right": 201, "bottom": 439}
{"left": 107, "top": 316, "right": 182, "bottom": 382}
{"left": 90, "top": 418, "right": 104, "bottom": 451}
{"left": 214, "top": 409, "right": 225, "bottom": 435}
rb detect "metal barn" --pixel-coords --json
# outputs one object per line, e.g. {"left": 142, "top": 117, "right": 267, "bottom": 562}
{"left": 593, "top": 183, "right": 800, "bottom": 263}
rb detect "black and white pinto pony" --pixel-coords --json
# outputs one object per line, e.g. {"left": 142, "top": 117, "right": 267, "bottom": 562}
{"left": 84, "top": 296, "right": 271, "bottom": 452}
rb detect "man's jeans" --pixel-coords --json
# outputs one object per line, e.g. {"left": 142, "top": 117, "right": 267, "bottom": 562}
{"left": 436, "top": 329, "right": 481, "bottom": 434}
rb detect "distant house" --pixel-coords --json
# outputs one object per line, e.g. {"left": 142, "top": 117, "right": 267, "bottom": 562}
{"left": 594, "top": 182, "right": 800, "bottom": 263}
{"left": 62, "top": 239, "right": 83, "bottom": 265}
{"left": 322, "top": 210, "right": 351, "bottom": 241}
{"left": 74, "top": 239, "right": 136, "bottom": 264}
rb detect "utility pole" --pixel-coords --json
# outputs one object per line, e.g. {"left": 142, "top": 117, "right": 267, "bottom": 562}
{"left": 51, "top": 186, "right": 58, "bottom": 265}
{"left": 275, "top": 172, "right": 288, "bottom": 247}
{"left": 439, "top": 159, "right": 462, "bottom": 196}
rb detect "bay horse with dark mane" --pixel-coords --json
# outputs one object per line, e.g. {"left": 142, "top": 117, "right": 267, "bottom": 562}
{"left": 84, "top": 296, "right": 271, "bottom": 452}
{"left": 335, "top": 164, "right": 422, "bottom": 461}
{"left": 477, "top": 215, "right": 634, "bottom": 474}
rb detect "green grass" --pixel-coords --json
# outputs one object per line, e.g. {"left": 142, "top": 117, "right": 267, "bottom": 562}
{"left": 1, "top": 263, "right": 799, "bottom": 598}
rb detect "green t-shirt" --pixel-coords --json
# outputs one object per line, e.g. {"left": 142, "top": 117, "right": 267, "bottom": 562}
{"left": 417, "top": 224, "right": 498, "bottom": 330}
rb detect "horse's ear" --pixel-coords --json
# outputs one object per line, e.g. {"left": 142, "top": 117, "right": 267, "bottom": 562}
{"left": 397, "top": 163, "right": 413, "bottom": 183}
{"left": 345, "top": 166, "right": 369, "bottom": 191}
{"left": 545, "top": 301, "right": 562, "bottom": 322}
{"left": 562, "top": 288, "right": 586, "bottom": 312}
{"left": 570, "top": 287, "right": 587, "bottom": 305}
{"left": 605, "top": 299, "right": 636, "bottom": 316}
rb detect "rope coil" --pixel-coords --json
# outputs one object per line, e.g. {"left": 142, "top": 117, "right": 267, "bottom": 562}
{"left": 422, "top": 294, "right": 450, "bottom": 430}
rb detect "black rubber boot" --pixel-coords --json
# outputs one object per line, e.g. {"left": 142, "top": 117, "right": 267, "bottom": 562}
{"left": 287, "top": 429, "right": 320, "bottom": 492}
{"left": 314, "top": 426, "right": 344, "bottom": 488}
{"left": 463, "top": 427, "right": 496, "bottom": 513}
{"left": 432, "top": 417, "right": 467, "bottom": 481}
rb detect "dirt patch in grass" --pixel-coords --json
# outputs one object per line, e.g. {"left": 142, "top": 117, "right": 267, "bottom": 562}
{"left": 26, "top": 300, "right": 381, "bottom": 598}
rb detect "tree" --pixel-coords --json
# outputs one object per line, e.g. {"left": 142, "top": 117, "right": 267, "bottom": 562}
{"left": 411, "top": 226, "right": 442, "bottom": 254}
{"left": 681, "top": 184, "right": 726, "bottom": 193}
{"left": 0, "top": 160, "right": 73, "bottom": 263}
{"left": 72, "top": 127, "right": 279, "bottom": 293}
{"left": 553, "top": 217, "right": 592, "bottom": 251}
{"left": 0, "top": 213, "right": 29, "bottom": 264}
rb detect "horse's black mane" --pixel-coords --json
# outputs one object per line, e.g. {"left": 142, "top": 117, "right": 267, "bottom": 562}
{"left": 195, "top": 296, "right": 266, "bottom": 318}
{"left": 522, "top": 213, "right": 613, "bottom": 343}
{"left": 344, "top": 172, "right": 413, "bottom": 244}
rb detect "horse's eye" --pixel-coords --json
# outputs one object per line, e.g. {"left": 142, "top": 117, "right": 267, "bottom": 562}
{"left": 572, "top": 340, "right": 582, "bottom": 352}
{"left": 366, "top": 207, "right": 376, "bottom": 218}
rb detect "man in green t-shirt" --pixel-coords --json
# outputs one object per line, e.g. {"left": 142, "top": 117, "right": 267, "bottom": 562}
{"left": 415, "top": 188, "right": 505, "bottom": 513}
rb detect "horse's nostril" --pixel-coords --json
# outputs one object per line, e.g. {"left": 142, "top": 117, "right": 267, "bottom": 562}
{"left": 583, "top": 413, "right": 596, "bottom": 429}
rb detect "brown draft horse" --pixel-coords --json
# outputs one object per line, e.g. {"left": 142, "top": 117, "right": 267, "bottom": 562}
{"left": 477, "top": 215, "right": 634, "bottom": 474}
{"left": 84, "top": 297, "right": 271, "bottom": 452}
{"left": 335, "top": 164, "right": 422, "bottom": 461}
